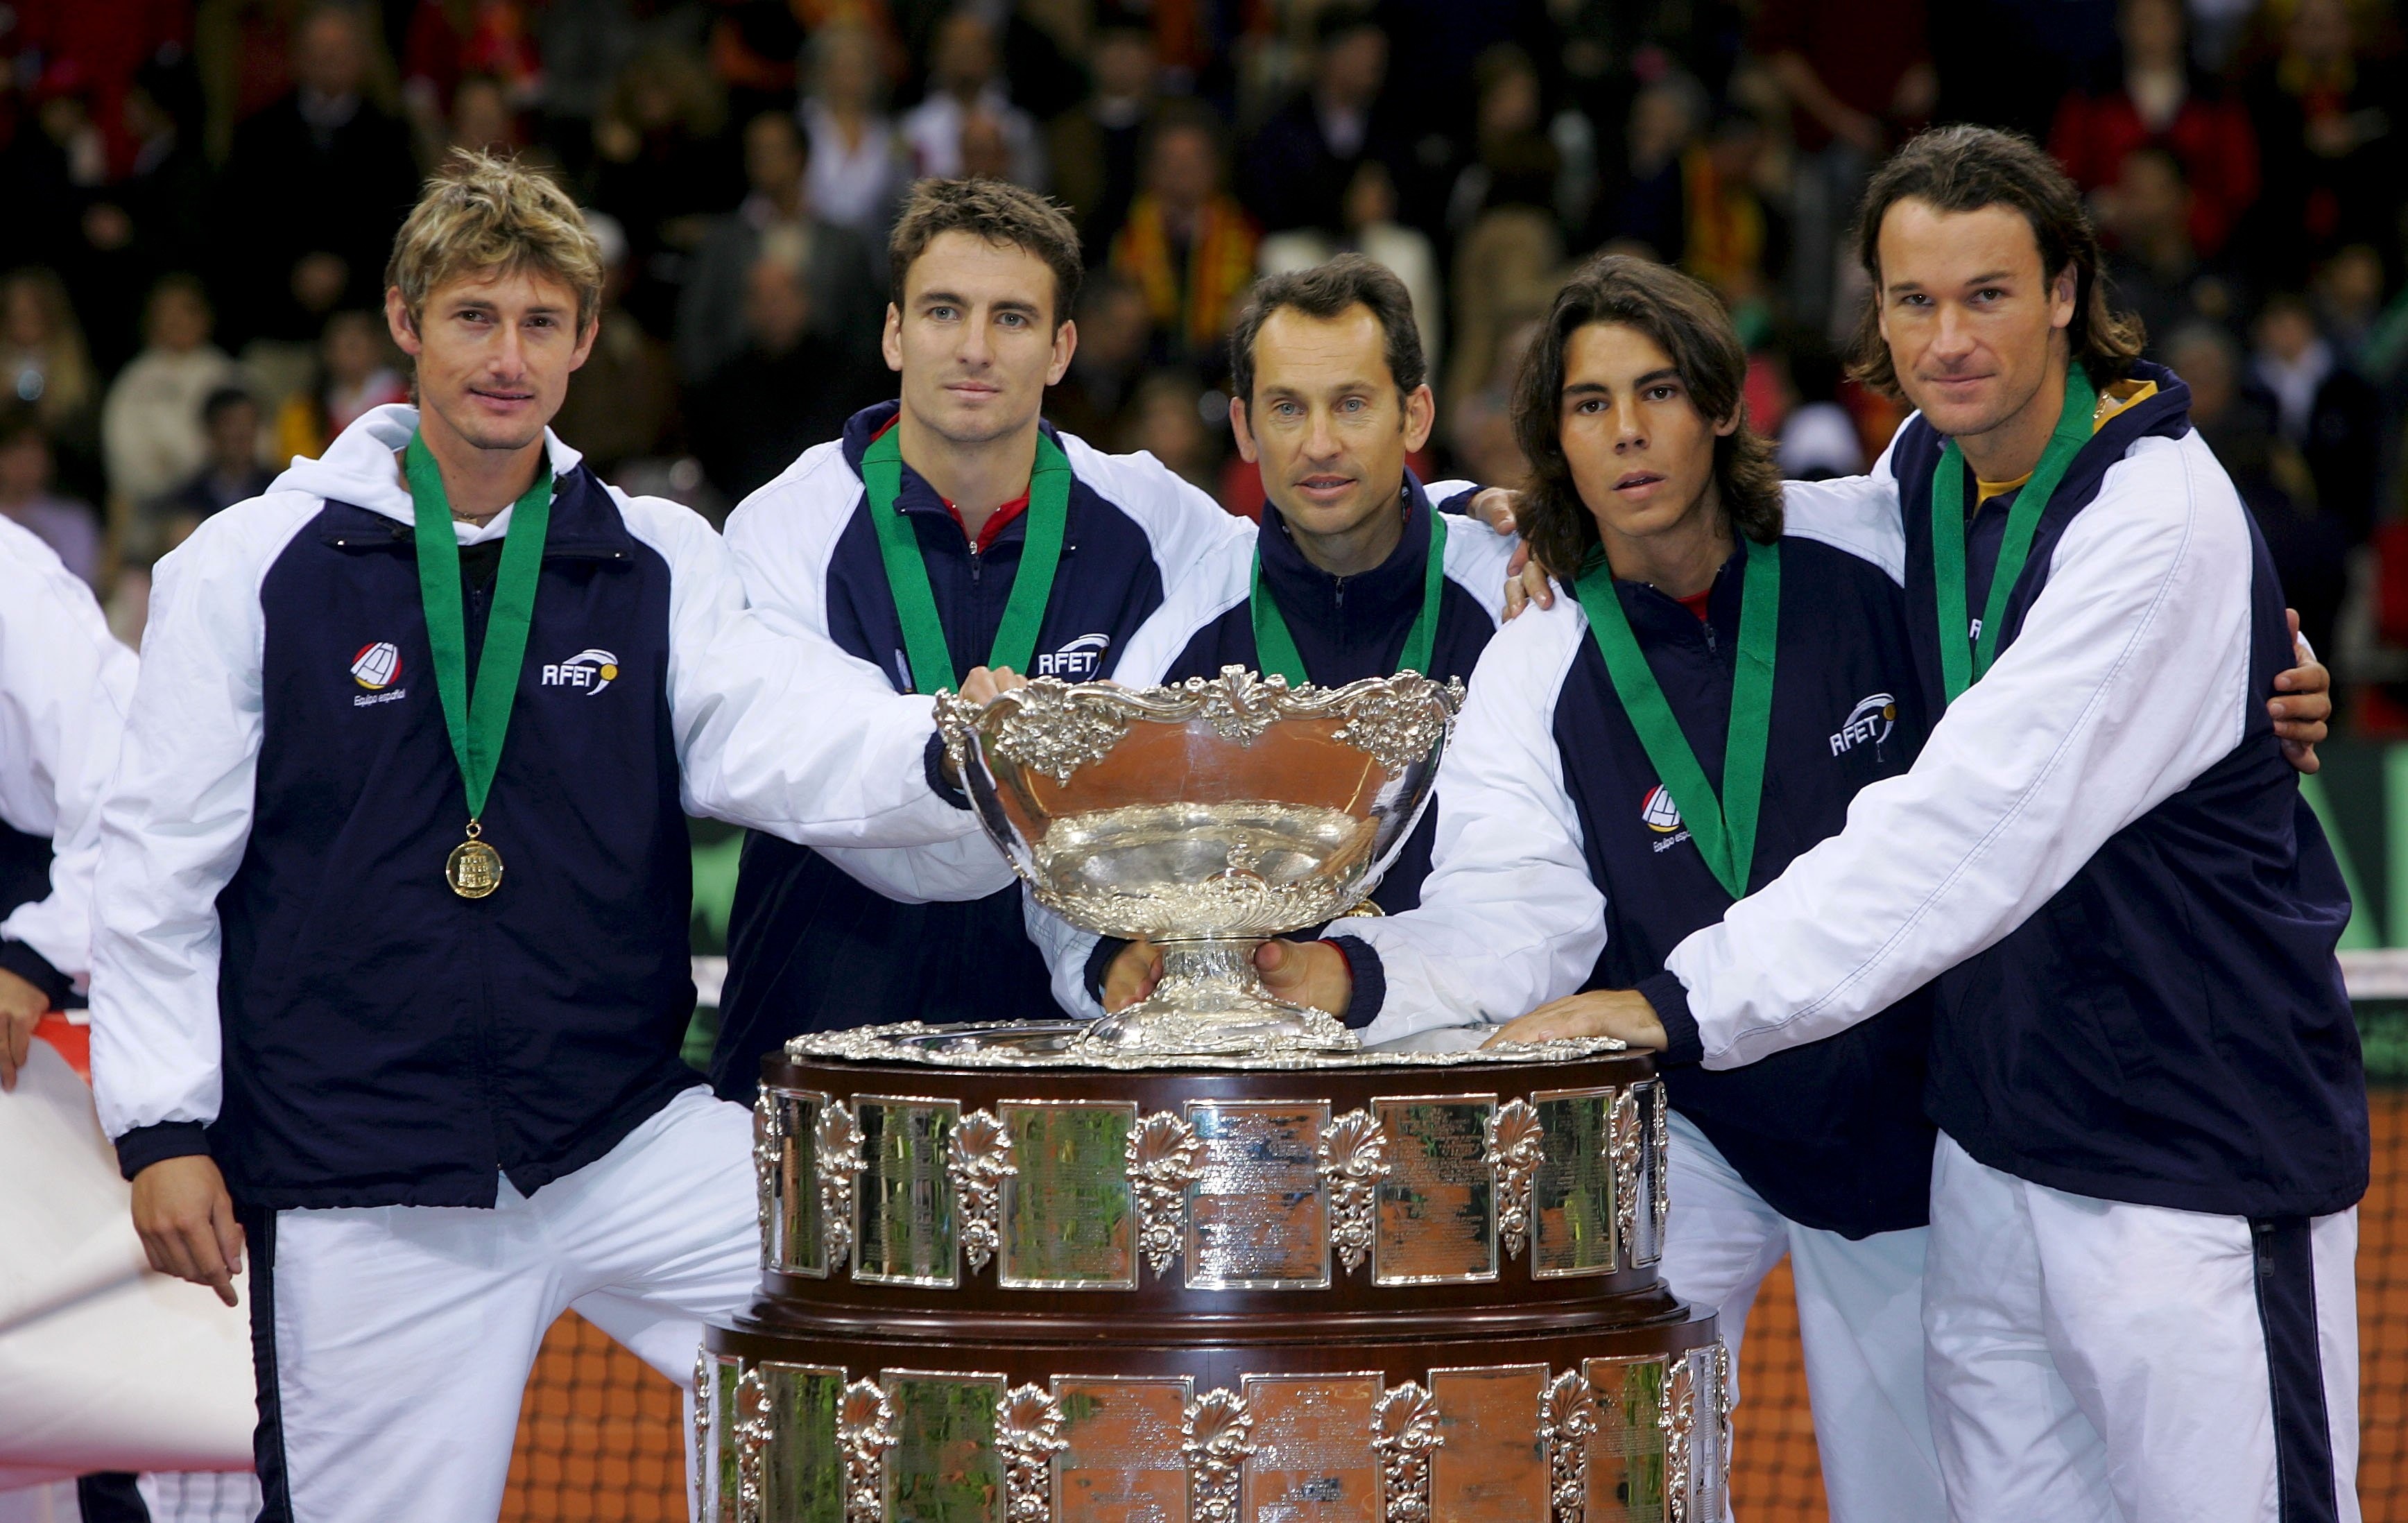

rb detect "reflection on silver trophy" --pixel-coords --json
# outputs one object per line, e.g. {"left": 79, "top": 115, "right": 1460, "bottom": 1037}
{"left": 935, "top": 666, "right": 1461, "bottom": 1055}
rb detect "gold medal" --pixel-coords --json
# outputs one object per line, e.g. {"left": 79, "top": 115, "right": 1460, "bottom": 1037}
{"left": 446, "top": 819, "right": 504, "bottom": 899}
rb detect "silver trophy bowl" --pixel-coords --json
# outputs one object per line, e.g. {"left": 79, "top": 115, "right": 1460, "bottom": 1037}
{"left": 935, "top": 666, "right": 1461, "bottom": 1056}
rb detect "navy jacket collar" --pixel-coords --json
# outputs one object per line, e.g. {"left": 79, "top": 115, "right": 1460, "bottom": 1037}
{"left": 839, "top": 400, "right": 1072, "bottom": 544}
{"left": 1257, "top": 470, "right": 1437, "bottom": 635}
{"left": 318, "top": 460, "right": 633, "bottom": 562}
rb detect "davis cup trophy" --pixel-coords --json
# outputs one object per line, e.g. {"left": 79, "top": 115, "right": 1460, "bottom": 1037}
{"left": 698, "top": 669, "right": 1728, "bottom": 1523}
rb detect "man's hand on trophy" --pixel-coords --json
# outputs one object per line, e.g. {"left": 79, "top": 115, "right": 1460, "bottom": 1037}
{"left": 131, "top": 1155, "right": 246, "bottom": 1307}
{"left": 1254, "top": 938, "right": 1353, "bottom": 1017}
{"left": 1101, "top": 938, "right": 1165, "bottom": 1012}
{"left": 1482, "top": 988, "right": 1667, "bottom": 1050}
{"left": 940, "top": 666, "right": 1032, "bottom": 789}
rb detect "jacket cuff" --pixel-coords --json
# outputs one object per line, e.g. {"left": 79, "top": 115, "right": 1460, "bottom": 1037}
{"left": 1434, "top": 485, "right": 1481, "bottom": 517}
{"left": 1635, "top": 972, "right": 1703, "bottom": 1066}
{"left": 1322, "top": 934, "right": 1384, "bottom": 1029}
{"left": 1083, "top": 936, "right": 1131, "bottom": 1003}
{"left": 923, "top": 730, "right": 972, "bottom": 811}
{"left": 115, "top": 1120, "right": 212, "bottom": 1182}
{"left": 0, "top": 938, "right": 69, "bottom": 1010}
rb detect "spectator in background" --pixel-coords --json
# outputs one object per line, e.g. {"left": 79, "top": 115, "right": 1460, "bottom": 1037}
{"left": 108, "top": 53, "right": 217, "bottom": 289}
{"left": 2049, "top": 0, "right": 2258, "bottom": 259}
{"left": 2097, "top": 146, "right": 2233, "bottom": 349}
{"left": 0, "top": 269, "right": 101, "bottom": 490}
{"left": 2243, "top": 0, "right": 2405, "bottom": 286}
{"left": 552, "top": 212, "right": 678, "bottom": 479}
{"left": 2248, "top": 291, "right": 2384, "bottom": 542}
{"left": 2170, "top": 319, "right": 2348, "bottom": 662}
{"left": 958, "top": 107, "right": 1024, "bottom": 184}
{"left": 1595, "top": 74, "right": 1705, "bottom": 265}
{"left": 800, "top": 21, "right": 909, "bottom": 243}
{"left": 1777, "top": 343, "right": 1866, "bottom": 481}
{"left": 0, "top": 63, "right": 108, "bottom": 273}
{"left": 902, "top": 12, "right": 1045, "bottom": 188}
{"left": 678, "top": 110, "right": 883, "bottom": 390}
{"left": 1120, "top": 369, "right": 1220, "bottom": 494}
{"left": 1681, "top": 110, "right": 1775, "bottom": 329}
{"left": 148, "top": 385, "right": 274, "bottom": 555}
{"left": 0, "top": 413, "right": 103, "bottom": 587}
{"left": 1754, "top": 0, "right": 1934, "bottom": 336}
{"left": 687, "top": 255, "right": 856, "bottom": 501}
{"left": 1049, "top": 24, "right": 1159, "bottom": 261}
{"left": 445, "top": 71, "right": 526, "bottom": 157}
{"left": 216, "top": 5, "right": 422, "bottom": 347}
{"left": 1240, "top": 4, "right": 1399, "bottom": 239}
{"left": 1110, "top": 105, "right": 1257, "bottom": 368}
{"left": 592, "top": 42, "right": 746, "bottom": 336}
{"left": 1046, "top": 270, "right": 1151, "bottom": 445}
{"left": 1261, "top": 160, "right": 1443, "bottom": 377}
{"left": 271, "top": 308, "right": 408, "bottom": 463}
{"left": 1445, "top": 45, "right": 1562, "bottom": 236}
{"left": 99, "top": 273, "right": 236, "bottom": 522}
{"left": 2315, "top": 244, "right": 2390, "bottom": 375}
{"left": 400, "top": 0, "right": 542, "bottom": 160}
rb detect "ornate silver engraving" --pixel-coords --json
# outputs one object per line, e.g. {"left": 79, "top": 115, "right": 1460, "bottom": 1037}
{"left": 1373, "top": 1382, "right": 1442, "bottom": 1523}
{"left": 752, "top": 1087, "right": 782, "bottom": 1270}
{"left": 1181, "top": 1387, "right": 1257, "bottom": 1523}
{"left": 1318, "top": 1107, "right": 1391, "bottom": 1274}
{"left": 1649, "top": 1082, "right": 1671, "bottom": 1258}
{"left": 1608, "top": 1087, "right": 1642, "bottom": 1271}
{"left": 987, "top": 682, "right": 1136, "bottom": 783}
{"left": 734, "top": 1366, "right": 769, "bottom": 1523}
{"left": 1126, "top": 1110, "right": 1206, "bottom": 1278}
{"left": 1540, "top": 1368, "right": 1596, "bottom": 1523}
{"left": 997, "top": 1383, "right": 1069, "bottom": 1523}
{"left": 815, "top": 1103, "right": 866, "bottom": 1272}
{"left": 839, "top": 1377, "right": 895, "bottom": 1523}
{"left": 1486, "top": 1097, "right": 1545, "bottom": 1261}
{"left": 691, "top": 1348, "right": 714, "bottom": 1522}
{"left": 786, "top": 1020, "right": 1627, "bottom": 1071}
{"left": 945, "top": 1108, "right": 1017, "bottom": 1274}
{"left": 1335, "top": 678, "right": 1464, "bottom": 775}
{"left": 1661, "top": 1353, "right": 1698, "bottom": 1523}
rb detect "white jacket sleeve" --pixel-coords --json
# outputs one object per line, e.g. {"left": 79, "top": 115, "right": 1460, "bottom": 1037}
{"left": 1339, "top": 599, "right": 1607, "bottom": 1044}
{"left": 621, "top": 492, "right": 999, "bottom": 856}
{"left": 0, "top": 523, "right": 137, "bottom": 986}
{"left": 89, "top": 502, "right": 314, "bottom": 1139}
{"left": 1667, "top": 431, "right": 2258, "bottom": 1067}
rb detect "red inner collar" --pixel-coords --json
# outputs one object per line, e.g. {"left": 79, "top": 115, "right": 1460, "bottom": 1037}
{"left": 870, "top": 415, "right": 1033, "bottom": 553}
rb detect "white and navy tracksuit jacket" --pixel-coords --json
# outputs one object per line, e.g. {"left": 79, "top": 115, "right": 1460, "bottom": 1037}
{"left": 1333, "top": 533, "right": 1938, "bottom": 1239}
{"left": 90, "top": 404, "right": 980, "bottom": 1209}
{"left": 710, "top": 400, "right": 1253, "bottom": 1096}
{"left": 1028, "top": 471, "right": 1512, "bottom": 1021}
{"left": 0, "top": 517, "right": 135, "bottom": 1004}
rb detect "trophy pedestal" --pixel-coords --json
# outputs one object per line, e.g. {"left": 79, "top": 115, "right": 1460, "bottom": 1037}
{"left": 1083, "top": 938, "right": 1355, "bottom": 1056}
{"left": 700, "top": 1022, "right": 1728, "bottom": 1523}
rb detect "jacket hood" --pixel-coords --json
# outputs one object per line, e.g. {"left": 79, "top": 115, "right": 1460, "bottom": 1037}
{"left": 269, "top": 404, "right": 588, "bottom": 531}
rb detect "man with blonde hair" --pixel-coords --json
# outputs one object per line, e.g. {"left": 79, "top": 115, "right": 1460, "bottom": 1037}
{"left": 87, "top": 150, "right": 997, "bottom": 1521}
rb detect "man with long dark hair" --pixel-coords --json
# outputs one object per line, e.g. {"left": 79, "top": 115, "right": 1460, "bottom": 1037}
{"left": 1500, "top": 126, "right": 2368, "bottom": 1522}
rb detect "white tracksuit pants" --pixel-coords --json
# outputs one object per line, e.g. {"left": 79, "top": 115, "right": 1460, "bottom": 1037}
{"left": 1660, "top": 1110, "right": 1946, "bottom": 1523}
{"left": 1924, "top": 1134, "right": 2360, "bottom": 1523}
{"left": 248, "top": 1085, "right": 757, "bottom": 1523}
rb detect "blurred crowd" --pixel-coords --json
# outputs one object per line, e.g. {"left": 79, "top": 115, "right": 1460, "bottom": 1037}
{"left": 1, "top": 0, "right": 2405, "bottom": 714}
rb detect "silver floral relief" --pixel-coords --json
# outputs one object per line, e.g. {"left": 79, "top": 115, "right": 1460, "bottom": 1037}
{"left": 1373, "top": 1382, "right": 1442, "bottom": 1523}
{"left": 1126, "top": 1110, "right": 1205, "bottom": 1278}
{"left": 946, "top": 1108, "right": 1018, "bottom": 1274}
{"left": 1318, "top": 1107, "right": 1392, "bottom": 1275}
{"left": 1608, "top": 1088, "right": 1642, "bottom": 1271}
{"left": 1334, "top": 678, "right": 1464, "bottom": 775}
{"left": 691, "top": 1348, "right": 715, "bottom": 1522}
{"left": 1540, "top": 1368, "right": 1596, "bottom": 1523}
{"left": 787, "top": 1020, "right": 1626, "bottom": 1071}
{"left": 1660, "top": 1353, "right": 1698, "bottom": 1523}
{"left": 1486, "top": 1098, "right": 1544, "bottom": 1261}
{"left": 997, "top": 1383, "right": 1069, "bottom": 1523}
{"left": 734, "top": 1366, "right": 770, "bottom": 1523}
{"left": 1181, "top": 1386, "right": 1257, "bottom": 1523}
{"left": 987, "top": 684, "right": 1136, "bottom": 784}
{"left": 815, "top": 1102, "right": 866, "bottom": 1273}
{"left": 752, "top": 1087, "right": 782, "bottom": 1269}
{"left": 839, "top": 1377, "right": 896, "bottom": 1523}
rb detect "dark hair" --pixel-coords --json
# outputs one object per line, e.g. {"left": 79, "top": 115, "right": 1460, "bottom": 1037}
{"left": 0, "top": 408, "right": 48, "bottom": 451}
{"left": 1848, "top": 125, "right": 2144, "bottom": 397}
{"left": 888, "top": 177, "right": 1083, "bottom": 325}
{"left": 1228, "top": 253, "right": 1427, "bottom": 407}
{"left": 1314, "top": 1, "right": 1382, "bottom": 47}
{"left": 1509, "top": 254, "right": 1782, "bottom": 577}
{"left": 201, "top": 384, "right": 258, "bottom": 425}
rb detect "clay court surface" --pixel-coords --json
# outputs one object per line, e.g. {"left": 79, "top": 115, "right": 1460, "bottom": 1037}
{"left": 495, "top": 1090, "right": 2408, "bottom": 1523}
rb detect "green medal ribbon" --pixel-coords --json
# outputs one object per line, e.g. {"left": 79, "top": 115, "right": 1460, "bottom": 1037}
{"left": 1573, "top": 539, "right": 1780, "bottom": 900}
{"left": 1930, "top": 365, "right": 2097, "bottom": 705}
{"left": 1251, "top": 500, "right": 1448, "bottom": 687}
{"left": 863, "top": 424, "right": 1072, "bottom": 694}
{"left": 404, "top": 431, "right": 553, "bottom": 899}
